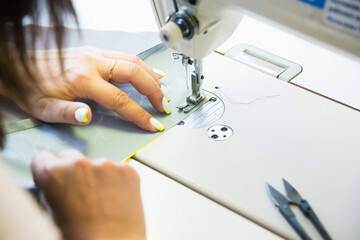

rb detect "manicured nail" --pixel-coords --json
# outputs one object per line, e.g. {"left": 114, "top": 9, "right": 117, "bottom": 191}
{"left": 161, "top": 85, "right": 170, "bottom": 102}
{"left": 75, "top": 108, "right": 88, "bottom": 123}
{"left": 153, "top": 68, "right": 166, "bottom": 77}
{"left": 162, "top": 97, "right": 171, "bottom": 114}
{"left": 150, "top": 118, "right": 165, "bottom": 131}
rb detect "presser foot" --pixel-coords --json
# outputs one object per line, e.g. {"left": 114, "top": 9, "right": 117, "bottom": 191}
{"left": 177, "top": 94, "right": 207, "bottom": 113}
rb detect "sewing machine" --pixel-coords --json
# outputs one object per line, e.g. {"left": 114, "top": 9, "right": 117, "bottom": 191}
{"left": 134, "top": 1, "right": 360, "bottom": 239}
{"left": 151, "top": 0, "right": 360, "bottom": 108}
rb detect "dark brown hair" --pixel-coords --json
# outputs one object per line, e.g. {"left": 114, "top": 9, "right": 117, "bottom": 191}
{"left": 0, "top": 0, "right": 77, "bottom": 147}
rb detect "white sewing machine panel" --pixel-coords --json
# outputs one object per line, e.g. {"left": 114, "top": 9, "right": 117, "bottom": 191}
{"left": 135, "top": 52, "right": 360, "bottom": 239}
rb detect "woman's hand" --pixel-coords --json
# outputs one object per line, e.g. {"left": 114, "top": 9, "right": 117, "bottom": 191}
{"left": 31, "top": 149, "right": 146, "bottom": 240}
{"left": 27, "top": 46, "right": 170, "bottom": 132}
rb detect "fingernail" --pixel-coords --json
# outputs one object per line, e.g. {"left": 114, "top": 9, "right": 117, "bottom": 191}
{"left": 150, "top": 118, "right": 165, "bottom": 131}
{"left": 75, "top": 108, "right": 88, "bottom": 123}
{"left": 162, "top": 97, "right": 171, "bottom": 114}
{"left": 161, "top": 85, "right": 170, "bottom": 102}
{"left": 153, "top": 68, "right": 166, "bottom": 77}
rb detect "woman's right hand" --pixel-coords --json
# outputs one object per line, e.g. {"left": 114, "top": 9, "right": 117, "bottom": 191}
{"left": 24, "top": 46, "right": 170, "bottom": 132}
{"left": 31, "top": 149, "right": 146, "bottom": 240}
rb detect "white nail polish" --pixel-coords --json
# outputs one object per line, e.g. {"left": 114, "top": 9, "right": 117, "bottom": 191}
{"left": 153, "top": 68, "right": 166, "bottom": 77}
{"left": 162, "top": 97, "right": 171, "bottom": 114}
{"left": 150, "top": 118, "right": 164, "bottom": 131}
{"left": 161, "top": 85, "right": 170, "bottom": 102}
{"left": 75, "top": 108, "right": 88, "bottom": 123}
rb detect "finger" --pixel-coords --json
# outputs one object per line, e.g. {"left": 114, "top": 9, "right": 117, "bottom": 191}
{"left": 92, "top": 158, "right": 118, "bottom": 170}
{"left": 36, "top": 98, "right": 92, "bottom": 125}
{"left": 82, "top": 77, "right": 164, "bottom": 132}
{"left": 57, "top": 149, "right": 86, "bottom": 162}
{"left": 31, "top": 150, "right": 58, "bottom": 188}
{"left": 92, "top": 157, "right": 110, "bottom": 166}
{"left": 153, "top": 68, "right": 167, "bottom": 78}
{"left": 101, "top": 52, "right": 162, "bottom": 85}
{"left": 100, "top": 59, "right": 167, "bottom": 112}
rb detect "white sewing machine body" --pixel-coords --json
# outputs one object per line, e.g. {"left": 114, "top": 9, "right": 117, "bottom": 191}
{"left": 151, "top": 0, "right": 360, "bottom": 59}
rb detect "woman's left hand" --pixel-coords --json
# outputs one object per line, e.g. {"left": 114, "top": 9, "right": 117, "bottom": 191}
{"left": 24, "top": 46, "right": 169, "bottom": 132}
{"left": 31, "top": 149, "right": 146, "bottom": 240}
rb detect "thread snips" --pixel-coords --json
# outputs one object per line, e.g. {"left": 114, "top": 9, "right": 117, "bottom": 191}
{"left": 266, "top": 179, "right": 331, "bottom": 240}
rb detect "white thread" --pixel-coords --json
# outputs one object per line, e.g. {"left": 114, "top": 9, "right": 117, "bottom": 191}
{"left": 213, "top": 87, "right": 280, "bottom": 104}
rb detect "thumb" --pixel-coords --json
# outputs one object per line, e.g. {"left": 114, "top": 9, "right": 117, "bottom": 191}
{"left": 36, "top": 97, "right": 92, "bottom": 125}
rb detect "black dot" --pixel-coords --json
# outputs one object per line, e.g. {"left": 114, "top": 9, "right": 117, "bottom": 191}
{"left": 209, "top": 97, "right": 217, "bottom": 102}
{"left": 162, "top": 34, "right": 169, "bottom": 42}
{"left": 221, "top": 127, "right": 228, "bottom": 131}
{"left": 223, "top": 135, "right": 226, "bottom": 138}
{"left": 215, "top": 86, "right": 219, "bottom": 89}
{"left": 211, "top": 129, "right": 215, "bottom": 132}
{"left": 211, "top": 134, "right": 218, "bottom": 139}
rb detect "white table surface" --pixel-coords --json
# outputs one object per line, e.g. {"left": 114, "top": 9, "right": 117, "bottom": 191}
{"left": 130, "top": 160, "right": 281, "bottom": 240}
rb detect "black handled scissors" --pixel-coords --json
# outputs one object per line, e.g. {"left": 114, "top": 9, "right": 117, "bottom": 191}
{"left": 266, "top": 179, "right": 331, "bottom": 240}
